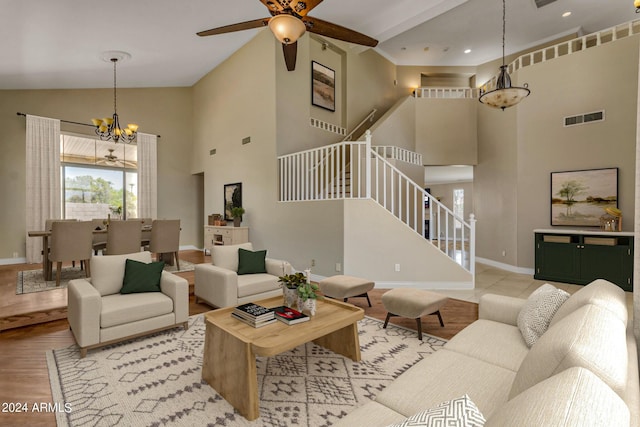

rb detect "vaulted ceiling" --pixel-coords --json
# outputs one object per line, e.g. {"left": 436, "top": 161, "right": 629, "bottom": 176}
{"left": 0, "top": 0, "right": 636, "bottom": 89}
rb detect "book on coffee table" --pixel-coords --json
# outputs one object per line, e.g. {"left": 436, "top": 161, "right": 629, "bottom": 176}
{"left": 272, "top": 306, "right": 310, "bottom": 325}
{"left": 231, "top": 313, "right": 277, "bottom": 328}
{"left": 233, "top": 303, "right": 274, "bottom": 322}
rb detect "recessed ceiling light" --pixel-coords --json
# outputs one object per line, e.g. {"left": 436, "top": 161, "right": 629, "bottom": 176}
{"left": 423, "top": 47, "right": 429, "bottom": 52}
{"left": 464, "top": 49, "right": 472, "bottom": 54}
{"left": 562, "top": 11, "right": 572, "bottom": 17}
{"left": 401, "top": 47, "right": 407, "bottom": 51}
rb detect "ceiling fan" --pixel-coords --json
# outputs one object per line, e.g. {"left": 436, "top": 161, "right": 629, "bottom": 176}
{"left": 97, "top": 148, "right": 135, "bottom": 168}
{"left": 197, "top": 0, "right": 378, "bottom": 71}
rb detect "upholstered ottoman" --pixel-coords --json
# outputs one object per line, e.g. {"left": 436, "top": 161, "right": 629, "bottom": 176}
{"left": 318, "top": 275, "right": 375, "bottom": 307}
{"left": 381, "top": 288, "right": 448, "bottom": 340}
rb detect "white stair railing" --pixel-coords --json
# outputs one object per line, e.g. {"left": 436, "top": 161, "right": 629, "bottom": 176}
{"left": 373, "top": 146, "right": 423, "bottom": 166}
{"left": 277, "top": 131, "right": 475, "bottom": 274}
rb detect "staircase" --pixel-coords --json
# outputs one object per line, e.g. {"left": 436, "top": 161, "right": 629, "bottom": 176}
{"left": 278, "top": 131, "right": 475, "bottom": 279}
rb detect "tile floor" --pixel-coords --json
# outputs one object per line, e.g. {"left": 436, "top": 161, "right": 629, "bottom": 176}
{"left": 438, "top": 262, "right": 635, "bottom": 316}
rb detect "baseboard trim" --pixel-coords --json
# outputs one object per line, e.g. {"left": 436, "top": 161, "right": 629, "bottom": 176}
{"left": 0, "top": 257, "right": 27, "bottom": 265}
{"left": 476, "top": 257, "right": 535, "bottom": 275}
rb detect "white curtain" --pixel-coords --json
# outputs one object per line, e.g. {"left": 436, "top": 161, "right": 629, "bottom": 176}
{"left": 25, "top": 115, "right": 61, "bottom": 263}
{"left": 137, "top": 132, "right": 158, "bottom": 219}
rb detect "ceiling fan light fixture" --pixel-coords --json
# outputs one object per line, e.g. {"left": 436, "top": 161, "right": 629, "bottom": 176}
{"left": 268, "top": 14, "right": 306, "bottom": 44}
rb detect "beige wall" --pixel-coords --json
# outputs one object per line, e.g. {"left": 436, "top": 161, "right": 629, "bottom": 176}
{"left": 370, "top": 96, "right": 416, "bottom": 150}
{"left": 343, "top": 199, "right": 472, "bottom": 286}
{"left": 415, "top": 98, "right": 478, "bottom": 165}
{"left": 475, "top": 35, "right": 640, "bottom": 269}
{"left": 0, "top": 87, "right": 196, "bottom": 260}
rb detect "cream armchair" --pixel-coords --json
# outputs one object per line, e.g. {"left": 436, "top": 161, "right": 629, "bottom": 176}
{"left": 195, "top": 242, "right": 292, "bottom": 308}
{"left": 67, "top": 251, "right": 189, "bottom": 358}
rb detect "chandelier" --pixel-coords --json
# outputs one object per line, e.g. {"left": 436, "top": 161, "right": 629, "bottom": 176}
{"left": 479, "top": 0, "right": 530, "bottom": 110}
{"left": 92, "top": 53, "right": 138, "bottom": 143}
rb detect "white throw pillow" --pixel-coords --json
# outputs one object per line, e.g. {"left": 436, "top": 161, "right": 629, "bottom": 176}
{"left": 386, "top": 395, "right": 486, "bottom": 427}
{"left": 517, "top": 283, "right": 570, "bottom": 347}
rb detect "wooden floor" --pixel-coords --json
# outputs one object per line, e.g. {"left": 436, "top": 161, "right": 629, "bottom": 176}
{"left": 0, "top": 250, "right": 478, "bottom": 426}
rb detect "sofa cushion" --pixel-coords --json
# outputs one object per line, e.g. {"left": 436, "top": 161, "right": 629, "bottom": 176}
{"left": 237, "top": 248, "right": 267, "bottom": 275}
{"left": 212, "top": 242, "right": 253, "bottom": 271}
{"left": 487, "top": 367, "right": 629, "bottom": 427}
{"left": 517, "top": 284, "right": 569, "bottom": 347}
{"left": 445, "top": 319, "right": 529, "bottom": 372}
{"left": 237, "top": 273, "right": 281, "bottom": 298}
{"left": 509, "top": 304, "right": 628, "bottom": 399}
{"left": 91, "top": 251, "right": 153, "bottom": 296}
{"left": 101, "top": 292, "right": 174, "bottom": 328}
{"left": 387, "top": 395, "right": 486, "bottom": 427}
{"left": 376, "top": 349, "right": 515, "bottom": 420}
{"left": 550, "top": 279, "right": 628, "bottom": 327}
{"left": 120, "top": 259, "right": 165, "bottom": 294}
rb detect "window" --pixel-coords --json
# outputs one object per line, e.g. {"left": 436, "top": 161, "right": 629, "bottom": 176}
{"left": 453, "top": 188, "right": 464, "bottom": 229}
{"left": 60, "top": 134, "right": 138, "bottom": 220}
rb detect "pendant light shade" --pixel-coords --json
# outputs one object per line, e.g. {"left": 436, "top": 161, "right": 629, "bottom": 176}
{"left": 268, "top": 14, "right": 306, "bottom": 45}
{"left": 479, "top": 0, "right": 530, "bottom": 110}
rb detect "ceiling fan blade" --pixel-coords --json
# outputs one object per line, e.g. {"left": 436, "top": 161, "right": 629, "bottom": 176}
{"left": 282, "top": 42, "right": 298, "bottom": 71}
{"left": 289, "top": 0, "right": 323, "bottom": 16}
{"left": 302, "top": 17, "right": 378, "bottom": 47}
{"left": 197, "top": 18, "right": 270, "bottom": 37}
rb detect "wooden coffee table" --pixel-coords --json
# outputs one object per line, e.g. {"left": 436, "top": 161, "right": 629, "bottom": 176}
{"left": 201, "top": 296, "right": 364, "bottom": 420}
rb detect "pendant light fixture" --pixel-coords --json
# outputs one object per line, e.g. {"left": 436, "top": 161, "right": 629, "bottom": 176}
{"left": 635, "top": 0, "right": 640, "bottom": 13}
{"left": 92, "top": 51, "right": 138, "bottom": 143}
{"left": 479, "top": 0, "right": 530, "bottom": 110}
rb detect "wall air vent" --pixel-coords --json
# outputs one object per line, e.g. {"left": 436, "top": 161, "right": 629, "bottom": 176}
{"left": 564, "top": 110, "right": 605, "bottom": 127}
{"left": 534, "top": 0, "right": 557, "bottom": 8}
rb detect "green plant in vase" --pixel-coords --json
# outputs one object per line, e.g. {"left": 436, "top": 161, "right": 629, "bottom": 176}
{"left": 278, "top": 272, "right": 306, "bottom": 308}
{"left": 297, "top": 269, "right": 321, "bottom": 316}
{"left": 231, "top": 206, "right": 245, "bottom": 227}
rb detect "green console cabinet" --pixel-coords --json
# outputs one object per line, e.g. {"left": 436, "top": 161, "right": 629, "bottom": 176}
{"left": 534, "top": 230, "right": 633, "bottom": 292}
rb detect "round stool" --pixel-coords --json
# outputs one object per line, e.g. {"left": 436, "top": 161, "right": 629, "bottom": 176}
{"left": 318, "top": 275, "right": 375, "bottom": 307}
{"left": 381, "top": 288, "right": 448, "bottom": 340}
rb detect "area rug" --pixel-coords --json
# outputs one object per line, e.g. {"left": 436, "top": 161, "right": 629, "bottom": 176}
{"left": 47, "top": 315, "right": 446, "bottom": 427}
{"left": 16, "top": 260, "right": 195, "bottom": 295}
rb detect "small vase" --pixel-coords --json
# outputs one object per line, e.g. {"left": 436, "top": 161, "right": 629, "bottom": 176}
{"left": 283, "top": 287, "right": 297, "bottom": 308}
{"left": 297, "top": 297, "right": 316, "bottom": 316}
{"left": 233, "top": 217, "right": 241, "bottom": 227}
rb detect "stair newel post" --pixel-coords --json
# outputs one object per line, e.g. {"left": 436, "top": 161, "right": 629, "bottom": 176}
{"left": 469, "top": 213, "right": 476, "bottom": 284}
{"left": 365, "top": 130, "right": 372, "bottom": 199}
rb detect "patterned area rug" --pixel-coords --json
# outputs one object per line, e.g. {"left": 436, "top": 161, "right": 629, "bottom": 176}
{"left": 47, "top": 315, "right": 446, "bottom": 427}
{"left": 16, "top": 260, "right": 195, "bottom": 295}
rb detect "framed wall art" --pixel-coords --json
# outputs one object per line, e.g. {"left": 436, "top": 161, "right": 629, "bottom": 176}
{"left": 550, "top": 167, "right": 618, "bottom": 227}
{"left": 311, "top": 61, "right": 335, "bottom": 111}
{"left": 224, "top": 182, "right": 242, "bottom": 221}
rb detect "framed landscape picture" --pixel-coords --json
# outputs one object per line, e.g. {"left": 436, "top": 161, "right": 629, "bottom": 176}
{"left": 311, "top": 61, "right": 335, "bottom": 111}
{"left": 224, "top": 182, "right": 242, "bottom": 221}
{"left": 550, "top": 167, "right": 618, "bottom": 227}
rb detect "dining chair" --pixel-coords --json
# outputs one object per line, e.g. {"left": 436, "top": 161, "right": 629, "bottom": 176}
{"left": 44, "top": 218, "right": 79, "bottom": 266}
{"left": 149, "top": 219, "right": 181, "bottom": 270}
{"left": 49, "top": 221, "right": 93, "bottom": 287}
{"left": 105, "top": 219, "right": 143, "bottom": 255}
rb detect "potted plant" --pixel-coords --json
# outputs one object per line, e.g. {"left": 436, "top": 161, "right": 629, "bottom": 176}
{"left": 296, "top": 269, "right": 321, "bottom": 316}
{"left": 278, "top": 272, "right": 306, "bottom": 308}
{"left": 231, "top": 206, "right": 245, "bottom": 227}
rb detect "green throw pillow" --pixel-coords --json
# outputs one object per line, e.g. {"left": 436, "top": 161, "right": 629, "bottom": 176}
{"left": 120, "top": 259, "right": 165, "bottom": 294}
{"left": 237, "top": 248, "right": 267, "bottom": 275}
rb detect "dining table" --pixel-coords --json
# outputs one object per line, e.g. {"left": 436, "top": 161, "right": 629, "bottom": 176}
{"left": 28, "top": 225, "right": 160, "bottom": 281}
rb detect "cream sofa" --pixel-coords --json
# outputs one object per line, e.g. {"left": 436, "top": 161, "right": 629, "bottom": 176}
{"left": 336, "top": 279, "right": 639, "bottom": 426}
{"left": 194, "top": 242, "right": 292, "bottom": 308}
{"left": 67, "top": 251, "right": 189, "bottom": 358}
